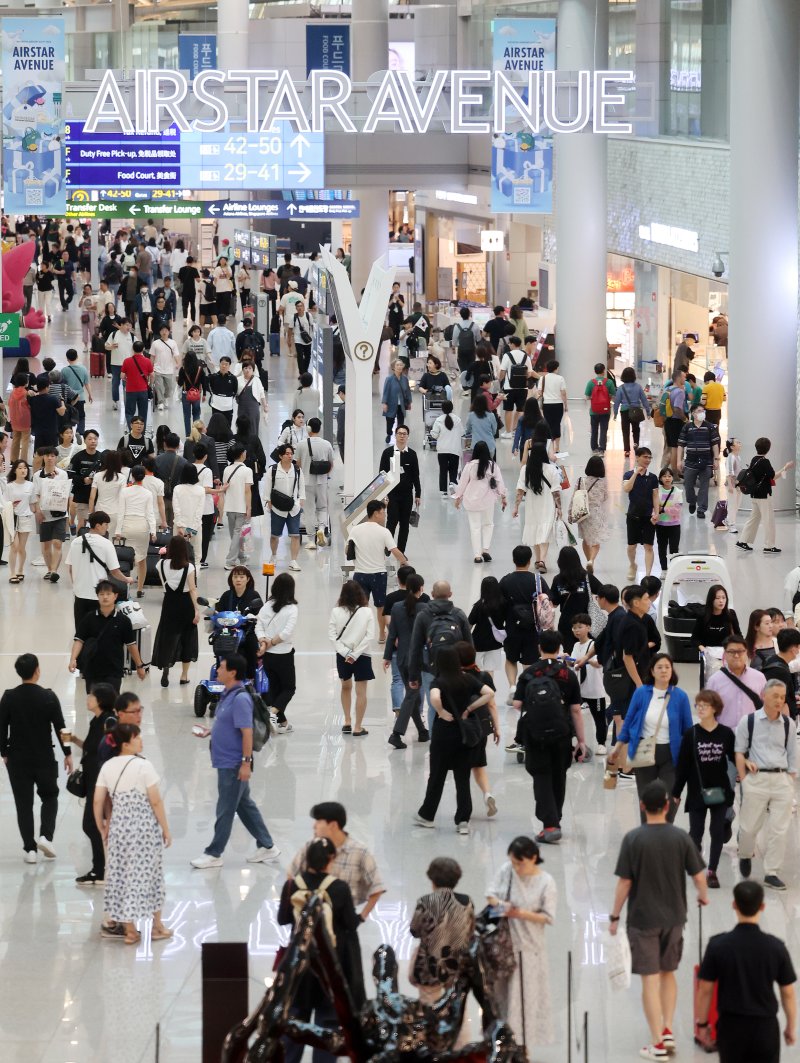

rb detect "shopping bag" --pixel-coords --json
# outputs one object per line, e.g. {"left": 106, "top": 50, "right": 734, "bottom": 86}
{"left": 554, "top": 517, "right": 577, "bottom": 550}
{"left": 560, "top": 412, "right": 573, "bottom": 446}
{"left": 606, "top": 926, "right": 632, "bottom": 991}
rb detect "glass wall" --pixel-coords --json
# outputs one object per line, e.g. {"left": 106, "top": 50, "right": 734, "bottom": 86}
{"left": 665, "top": 0, "right": 729, "bottom": 139}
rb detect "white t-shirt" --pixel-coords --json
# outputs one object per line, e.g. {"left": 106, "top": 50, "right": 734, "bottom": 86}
{"left": 725, "top": 452, "right": 742, "bottom": 479}
{"left": 642, "top": 688, "right": 671, "bottom": 743}
{"left": 197, "top": 464, "right": 215, "bottom": 516}
{"left": 347, "top": 520, "right": 396, "bottom": 574}
{"left": 158, "top": 560, "right": 197, "bottom": 590}
{"left": 96, "top": 753, "right": 159, "bottom": 795}
{"left": 173, "top": 483, "right": 205, "bottom": 533}
{"left": 573, "top": 639, "right": 605, "bottom": 699}
{"left": 500, "top": 350, "right": 529, "bottom": 385}
{"left": 267, "top": 462, "right": 305, "bottom": 517}
{"left": 142, "top": 474, "right": 165, "bottom": 511}
{"left": 279, "top": 292, "right": 302, "bottom": 318}
{"left": 6, "top": 479, "right": 34, "bottom": 517}
{"left": 67, "top": 532, "right": 120, "bottom": 600}
{"left": 223, "top": 462, "right": 254, "bottom": 514}
{"left": 540, "top": 373, "right": 566, "bottom": 403}
{"left": 150, "top": 338, "right": 179, "bottom": 376}
{"left": 31, "top": 468, "right": 71, "bottom": 521}
{"left": 293, "top": 312, "right": 313, "bottom": 345}
{"left": 92, "top": 471, "right": 126, "bottom": 515}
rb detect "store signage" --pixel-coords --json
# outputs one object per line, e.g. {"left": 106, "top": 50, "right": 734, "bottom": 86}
{"left": 84, "top": 68, "right": 634, "bottom": 137}
{"left": 480, "top": 230, "right": 505, "bottom": 252}
{"left": 435, "top": 190, "right": 478, "bottom": 204}
{"left": 306, "top": 26, "right": 350, "bottom": 78}
{"left": 638, "top": 222, "right": 698, "bottom": 253}
{"left": 0, "top": 314, "right": 21, "bottom": 347}
{"left": 178, "top": 34, "right": 217, "bottom": 81}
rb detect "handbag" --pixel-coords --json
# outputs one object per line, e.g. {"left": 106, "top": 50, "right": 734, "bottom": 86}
{"left": 476, "top": 870, "right": 517, "bottom": 979}
{"left": 408, "top": 504, "right": 420, "bottom": 529}
{"left": 81, "top": 312, "right": 90, "bottom": 324}
{"left": 693, "top": 731, "right": 727, "bottom": 806}
{"left": 185, "top": 368, "right": 202, "bottom": 404}
{"left": 622, "top": 386, "right": 645, "bottom": 424}
{"left": 533, "top": 572, "right": 555, "bottom": 632}
{"left": 568, "top": 476, "right": 593, "bottom": 524}
{"left": 66, "top": 767, "right": 87, "bottom": 798}
{"left": 626, "top": 692, "right": 670, "bottom": 771}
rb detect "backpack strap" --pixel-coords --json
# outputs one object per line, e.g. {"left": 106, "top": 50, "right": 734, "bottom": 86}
{"left": 294, "top": 873, "right": 307, "bottom": 891}
{"left": 319, "top": 874, "right": 336, "bottom": 892}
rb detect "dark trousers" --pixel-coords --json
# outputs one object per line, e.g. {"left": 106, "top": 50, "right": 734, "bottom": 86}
{"left": 74, "top": 596, "right": 98, "bottom": 631}
{"left": 688, "top": 803, "right": 728, "bottom": 872}
{"left": 201, "top": 513, "right": 215, "bottom": 563}
{"left": 283, "top": 1002, "right": 338, "bottom": 1063}
{"left": 620, "top": 409, "right": 641, "bottom": 452}
{"left": 296, "top": 343, "right": 311, "bottom": 376}
{"left": 437, "top": 453, "right": 460, "bottom": 492}
{"left": 394, "top": 664, "right": 427, "bottom": 738}
{"left": 385, "top": 405, "right": 406, "bottom": 440}
{"left": 717, "top": 1015, "right": 780, "bottom": 1063}
{"left": 525, "top": 740, "right": 572, "bottom": 829}
{"left": 7, "top": 758, "right": 59, "bottom": 851}
{"left": 57, "top": 278, "right": 73, "bottom": 310}
{"left": 83, "top": 782, "right": 105, "bottom": 876}
{"left": 656, "top": 524, "right": 681, "bottom": 570}
{"left": 387, "top": 492, "right": 413, "bottom": 554}
{"left": 74, "top": 400, "right": 86, "bottom": 437}
{"left": 138, "top": 314, "right": 150, "bottom": 344}
{"left": 182, "top": 293, "right": 196, "bottom": 322}
{"left": 262, "top": 649, "right": 296, "bottom": 720}
{"left": 589, "top": 413, "right": 610, "bottom": 452}
{"left": 418, "top": 740, "right": 473, "bottom": 824}
{"left": 634, "top": 744, "right": 677, "bottom": 823}
{"left": 585, "top": 697, "right": 608, "bottom": 745}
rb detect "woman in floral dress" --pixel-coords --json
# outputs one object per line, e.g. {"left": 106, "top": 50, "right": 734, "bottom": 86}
{"left": 573, "top": 454, "right": 609, "bottom": 571}
{"left": 94, "top": 724, "right": 172, "bottom": 945}
{"left": 487, "top": 836, "right": 557, "bottom": 1049}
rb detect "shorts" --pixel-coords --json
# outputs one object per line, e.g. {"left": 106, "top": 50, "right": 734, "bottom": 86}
{"left": 73, "top": 502, "right": 90, "bottom": 523}
{"left": 626, "top": 513, "right": 656, "bottom": 546}
{"left": 336, "top": 652, "right": 375, "bottom": 682}
{"left": 504, "top": 630, "right": 537, "bottom": 666}
{"left": 664, "top": 417, "right": 685, "bottom": 447}
{"left": 628, "top": 925, "right": 684, "bottom": 975}
{"left": 354, "top": 571, "right": 388, "bottom": 608}
{"left": 39, "top": 517, "right": 67, "bottom": 543}
{"left": 502, "top": 390, "right": 526, "bottom": 412}
{"left": 270, "top": 510, "right": 301, "bottom": 537}
{"left": 476, "top": 649, "right": 504, "bottom": 673}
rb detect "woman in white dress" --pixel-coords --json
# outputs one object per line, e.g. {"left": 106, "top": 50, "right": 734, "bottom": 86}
{"left": 487, "top": 835, "right": 557, "bottom": 1050}
{"left": 513, "top": 442, "right": 562, "bottom": 573}
{"left": 6, "top": 459, "right": 34, "bottom": 583}
{"left": 115, "top": 465, "right": 156, "bottom": 595}
{"left": 89, "top": 449, "right": 126, "bottom": 529}
{"left": 93, "top": 723, "right": 172, "bottom": 946}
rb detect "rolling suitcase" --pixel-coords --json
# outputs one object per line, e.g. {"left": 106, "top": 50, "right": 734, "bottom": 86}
{"left": 145, "top": 531, "right": 195, "bottom": 586}
{"left": 90, "top": 351, "right": 106, "bottom": 378}
{"left": 112, "top": 541, "right": 135, "bottom": 602}
{"left": 710, "top": 499, "right": 727, "bottom": 529}
{"left": 693, "top": 903, "right": 718, "bottom": 1052}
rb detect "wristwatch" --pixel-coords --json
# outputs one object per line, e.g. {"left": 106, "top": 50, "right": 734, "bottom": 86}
{"left": 241, "top": 756, "right": 253, "bottom": 764}
{"left": 696, "top": 1022, "right": 709, "bottom": 1029}
{"left": 609, "top": 915, "right": 620, "bottom": 922}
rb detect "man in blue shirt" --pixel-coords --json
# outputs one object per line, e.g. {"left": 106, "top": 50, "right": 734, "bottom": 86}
{"left": 191, "top": 653, "right": 280, "bottom": 868}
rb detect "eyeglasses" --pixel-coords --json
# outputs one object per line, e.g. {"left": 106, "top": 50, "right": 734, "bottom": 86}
{"left": 725, "top": 649, "right": 746, "bottom": 656}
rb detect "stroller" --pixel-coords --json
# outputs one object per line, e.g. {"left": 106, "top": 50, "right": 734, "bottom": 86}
{"left": 194, "top": 603, "right": 265, "bottom": 717}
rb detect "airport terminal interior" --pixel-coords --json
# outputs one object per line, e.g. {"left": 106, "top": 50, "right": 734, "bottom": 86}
{"left": 0, "top": 0, "right": 799, "bottom": 1061}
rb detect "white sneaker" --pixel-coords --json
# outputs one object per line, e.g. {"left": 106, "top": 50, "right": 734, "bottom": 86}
{"left": 456, "top": 821, "right": 470, "bottom": 835}
{"left": 289, "top": 560, "right": 301, "bottom": 571}
{"left": 113, "top": 403, "right": 118, "bottom": 411}
{"left": 485, "top": 794, "right": 498, "bottom": 817}
{"left": 728, "top": 526, "right": 738, "bottom": 534}
{"left": 505, "top": 691, "right": 516, "bottom": 706}
{"left": 158, "top": 403, "right": 165, "bottom": 411}
{"left": 269, "top": 555, "right": 277, "bottom": 566}
{"left": 626, "top": 565, "right": 637, "bottom": 581}
{"left": 191, "top": 854, "right": 224, "bottom": 869}
{"left": 447, "top": 483, "right": 457, "bottom": 496}
{"left": 23, "top": 851, "right": 37, "bottom": 864}
{"left": 596, "top": 744, "right": 607, "bottom": 755}
{"left": 275, "top": 722, "right": 294, "bottom": 734}
{"left": 247, "top": 846, "right": 282, "bottom": 863}
{"left": 32, "top": 556, "right": 46, "bottom": 567}
{"left": 304, "top": 540, "right": 317, "bottom": 550}
{"left": 413, "top": 813, "right": 435, "bottom": 828}
{"left": 38, "top": 836, "right": 56, "bottom": 859}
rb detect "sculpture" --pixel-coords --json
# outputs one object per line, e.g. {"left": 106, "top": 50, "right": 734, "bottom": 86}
{"left": 2, "top": 239, "right": 46, "bottom": 358}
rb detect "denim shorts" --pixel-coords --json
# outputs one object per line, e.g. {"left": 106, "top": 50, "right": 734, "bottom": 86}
{"left": 354, "top": 570, "right": 388, "bottom": 607}
{"left": 270, "top": 510, "right": 301, "bottom": 537}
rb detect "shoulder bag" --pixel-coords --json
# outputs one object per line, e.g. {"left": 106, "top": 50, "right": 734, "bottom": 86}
{"left": 270, "top": 463, "right": 299, "bottom": 512}
{"left": 185, "top": 367, "right": 202, "bottom": 404}
{"left": 132, "top": 353, "right": 153, "bottom": 401}
{"left": 623, "top": 384, "right": 645, "bottom": 424}
{"left": 307, "top": 439, "right": 332, "bottom": 476}
{"left": 720, "top": 667, "right": 763, "bottom": 711}
{"left": 475, "top": 866, "right": 517, "bottom": 979}
{"left": 626, "top": 691, "right": 671, "bottom": 770}
{"left": 693, "top": 730, "right": 726, "bottom": 806}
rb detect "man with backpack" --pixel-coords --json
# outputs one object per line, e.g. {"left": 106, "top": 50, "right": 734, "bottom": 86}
{"left": 511, "top": 629, "right": 587, "bottom": 843}
{"left": 408, "top": 580, "right": 472, "bottom": 726}
{"left": 236, "top": 316, "right": 267, "bottom": 387}
{"left": 481, "top": 305, "right": 515, "bottom": 354}
{"left": 499, "top": 336, "right": 532, "bottom": 437}
{"left": 584, "top": 362, "right": 616, "bottom": 454}
{"left": 450, "top": 307, "right": 483, "bottom": 372}
{"left": 499, "top": 545, "right": 550, "bottom": 706}
{"left": 660, "top": 368, "right": 688, "bottom": 472}
{"left": 191, "top": 653, "right": 281, "bottom": 869}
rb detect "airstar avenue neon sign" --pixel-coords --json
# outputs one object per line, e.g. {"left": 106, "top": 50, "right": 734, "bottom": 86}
{"left": 85, "top": 69, "right": 634, "bottom": 136}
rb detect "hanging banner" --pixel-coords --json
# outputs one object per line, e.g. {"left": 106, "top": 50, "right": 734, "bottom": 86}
{"left": 306, "top": 25, "right": 350, "bottom": 77}
{"left": 2, "top": 17, "right": 66, "bottom": 215}
{"left": 178, "top": 34, "right": 217, "bottom": 81}
{"left": 491, "top": 18, "right": 556, "bottom": 214}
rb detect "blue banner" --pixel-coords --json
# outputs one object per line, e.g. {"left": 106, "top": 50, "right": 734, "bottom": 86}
{"left": 490, "top": 18, "right": 556, "bottom": 214}
{"left": 178, "top": 34, "right": 217, "bottom": 80}
{"left": 306, "top": 25, "right": 350, "bottom": 77}
{"left": 2, "top": 17, "right": 66, "bottom": 216}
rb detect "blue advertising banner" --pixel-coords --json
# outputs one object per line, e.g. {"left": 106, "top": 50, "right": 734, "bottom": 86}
{"left": 178, "top": 34, "right": 217, "bottom": 80}
{"left": 490, "top": 18, "right": 556, "bottom": 214}
{"left": 306, "top": 25, "right": 350, "bottom": 77}
{"left": 2, "top": 17, "right": 66, "bottom": 215}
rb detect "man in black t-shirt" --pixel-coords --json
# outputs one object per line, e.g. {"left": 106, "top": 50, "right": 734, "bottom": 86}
{"left": 511, "top": 629, "right": 586, "bottom": 843}
{"left": 622, "top": 447, "right": 659, "bottom": 581}
{"left": 697, "top": 880, "right": 796, "bottom": 1060}
{"left": 67, "top": 429, "right": 103, "bottom": 528}
{"left": 379, "top": 564, "right": 430, "bottom": 713}
{"left": 68, "top": 581, "right": 147, "bottom": 692}
{"left": 481, "top": 305, "right": 515, "bottom": 352}
{"left": 500, "top": 545, "right": 550, "bottom": 703}
{"left": 29, "top": 375, "right": 66, "bottom": 468}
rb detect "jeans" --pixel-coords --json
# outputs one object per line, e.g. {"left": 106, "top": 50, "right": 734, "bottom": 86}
{"left": 181, "top": 394, "right": 201, "bottom": 436}
{"left": 124, "top": 389, "right": 149, "bottom": 428}
{"left": 619, "top": 409, "right": 641, "bottom": 452}
{"left": 683, "top": 463, "right": 712, "bottom": 514}
{"left": 110, "top": 365, "right": 122, "bottom": 404}
{"left": 205, "top": 767, "right": 274, "bottom": 857}
{"left": 395, "top": 663, "right": 427, "bottom": 737}
{"left": 389, "top": 656, "right": 404, "bottom": 711}
{"left": 296, "top": 343, "right": 311, "bottom": 376}
{"left": 7, "top": 758, "right": 59, "bottom": 851}
{"left": 589, "top": 413, "right": 610, "bottom": 452}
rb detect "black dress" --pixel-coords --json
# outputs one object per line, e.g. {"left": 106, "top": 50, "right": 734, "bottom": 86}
{"left": 152, "top": 562, "right": 199, "bottom": 668}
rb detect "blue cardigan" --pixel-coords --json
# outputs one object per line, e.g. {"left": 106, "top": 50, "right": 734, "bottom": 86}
{"left": 382, "top": 373, "right": 412, "bottom": 410}
{"left": 617, "top": 684, "right": 693, "bottom": 764}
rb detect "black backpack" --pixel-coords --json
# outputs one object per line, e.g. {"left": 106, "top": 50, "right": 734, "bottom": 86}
{"left": 204, "top": 278, "right": 216, "bottom": 302}
{"left": 424, "top": 613, "right": 462, "bottom": 669}
{"left": 456, "top": 323, "right": 476, "bottom": 358}
{"left": 240, "top": 330, "right": 265, "bottom": 358}
{"left": 508, "top": 352, "right": 529, "bottom": 390}
{"left": 521, "top": 666, "right": 572, "bottom": 745}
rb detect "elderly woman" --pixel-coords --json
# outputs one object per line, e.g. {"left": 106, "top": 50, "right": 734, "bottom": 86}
{"left": 381, "top": 360, "right": 412, "bottom": 445}
{"left": 410, "top": 857, "right": 474, "bottom": 1007}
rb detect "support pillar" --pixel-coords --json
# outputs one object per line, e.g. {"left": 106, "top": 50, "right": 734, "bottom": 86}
{"left": 349, "top": 190, "right": 388, "bottom": 297}
{"left": 217, "top": 0, "right": 250, "bottom": 76}
{"left": 554, "top": 0, "right": 609, "bottom": 399}
{"left": 728, "top": 0, "right": 798, "bottom": 509}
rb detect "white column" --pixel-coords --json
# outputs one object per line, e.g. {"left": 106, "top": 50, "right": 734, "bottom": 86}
{"left": 349, "top": 190, "right": 388, "bottom": 297}
{"left": 554, "top": 0, "right": 608, "bottom": 399}
{"left": 728, "top": 0, "right": 798, "bottom": 509}
{"left": 217, "top": 0, "right": 250, "bottom": 74}
{"left": 351, "top": 0, "right": 388, "bottom": 82}
{"left": 91, "top": 221, "right": 100, "bottom": 290}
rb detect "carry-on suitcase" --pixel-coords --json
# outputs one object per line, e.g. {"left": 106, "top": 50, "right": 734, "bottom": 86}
{"left": 710, "top": 499, "right": 728, "bottom": 529}
{"left": 113, "top": 541, "right": 135, "bottom": 602}
{"left": 90, "top": 351, "right": 106, "bottom": 378}
{"left": 125, "top": 624, "right": 152, "bottom": 673}
{"left": 145, "top": 530, "right": 194, "bottom": 586}
{"left": 693, "top": 903, "right": 718, "bottom": 1052}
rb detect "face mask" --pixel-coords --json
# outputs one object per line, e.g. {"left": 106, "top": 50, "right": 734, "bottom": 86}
{"left": 694, "top": 410, "right": 706, "bottom": 422}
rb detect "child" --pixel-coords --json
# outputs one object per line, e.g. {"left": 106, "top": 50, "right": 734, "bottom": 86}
{"left": 571, "top": 614, "right": 607, "bottom": 754}
{"left": 654, "top": 467, "right": 683, "bottom": 572}
{"left": 269, "top": 311, "right": 281, "bottom": 358}
{"left": 723, "top": 437, "right": 742, "bottom": 534}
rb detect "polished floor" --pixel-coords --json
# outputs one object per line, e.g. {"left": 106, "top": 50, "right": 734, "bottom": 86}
{"left": 1, "top": 305, "right": 799, "bottom": 1063}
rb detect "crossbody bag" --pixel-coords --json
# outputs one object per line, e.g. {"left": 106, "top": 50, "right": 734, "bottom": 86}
{"left": 622, "top": 384, "right": 645, "bottom": 424}
{"left": 693, "top": 730, "right": 727, "bottom": 806}
{"left": 626, "top": 691, "right": 671, "bottom": 770}
{"left": 308, "top": 438, "right": 332, "bottom": 476}
{"left": 270, "top": 463, "right": 299, "bottom": 512}
{"left": 720, "top": 668, "right": 763, "bottom": 712}
{"left": 132, "top": 353, "right": 153, "bottom": 401}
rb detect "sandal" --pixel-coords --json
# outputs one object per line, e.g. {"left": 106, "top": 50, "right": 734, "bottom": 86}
{"left": 179, "top": 679, "right": 191, "bottom": 686}
{"left": 535, "top": 561, "right": 547, "bottom": 573}
{"left": 151, "top": 927, "right": 174, "bottom": 941}
{"left": 353, "top": 729, "right": 369, "bottom": 737}
{"left": 124, "top": 932, "right": 141, "bottom": 946}
{"left": 8, "top": 575, "right": 20, "bottom": 584}
{"left": 341, "top": 725, "right": 352, "bottom": 734}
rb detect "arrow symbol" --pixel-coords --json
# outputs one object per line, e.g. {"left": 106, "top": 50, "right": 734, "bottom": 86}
{"left": 208, "top": 203, "right": 219, "bottom": 215}
{"left": 129, "top": 204, "right": 140, "bottom": 215}
{"left": 287, "top": 163, "right": 311, "bottom": 184}
{"left": 286, "top": 203, "right": 297, "bottom": 215}
{"left": 290, "top": 132, "right": 310, "bottom": 159}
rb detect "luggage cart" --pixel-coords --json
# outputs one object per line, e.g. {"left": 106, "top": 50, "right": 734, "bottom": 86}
{"left": 422, "top": 390, "right": 447, "bottom": 449}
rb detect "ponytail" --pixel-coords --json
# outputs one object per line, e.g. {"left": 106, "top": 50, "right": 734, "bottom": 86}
{"left": 442, "top": 399, "right": 454, "bottom": 432}
{"left": 403, "top": 573, "right": 425, "bottom": 617}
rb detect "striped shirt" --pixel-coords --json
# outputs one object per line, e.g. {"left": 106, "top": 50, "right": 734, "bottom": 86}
{"left": 677, "top": 422, "right": 720, "bottom": 467}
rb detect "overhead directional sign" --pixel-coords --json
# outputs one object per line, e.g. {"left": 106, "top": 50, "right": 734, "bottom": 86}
{"left": 204, "top": 199, "right": 360, "bottom": 220}
{"left": 65, "top": 199, "right": 204, "bottom": 220}
{"left": 65, "top": 120, "right": 324, "bottom": 192}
